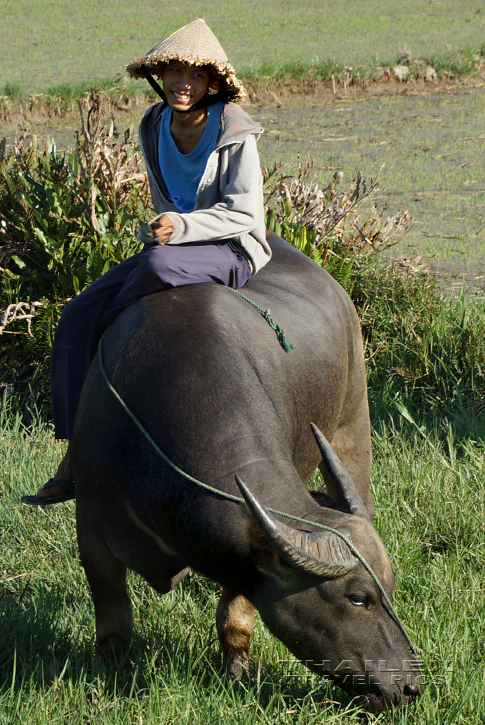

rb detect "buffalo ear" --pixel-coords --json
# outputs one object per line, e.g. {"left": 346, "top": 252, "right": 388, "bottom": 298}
{"left": 236, "top": 475, "right": 358, "bottom": 581}
{"left": 243, "top": 511, "right": 303, "bottom": 586}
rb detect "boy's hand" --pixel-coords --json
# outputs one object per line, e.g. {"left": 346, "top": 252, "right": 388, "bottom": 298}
{"left": 149, "top": 214, "right": 173, "bottom": 243}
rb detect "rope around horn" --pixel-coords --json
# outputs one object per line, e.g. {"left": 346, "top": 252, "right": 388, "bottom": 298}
{"left": 97, "top": 331, "right": 420, "bottom": 657}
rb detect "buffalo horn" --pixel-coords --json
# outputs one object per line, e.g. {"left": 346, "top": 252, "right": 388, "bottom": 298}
{"left": 311, "top": 423, "right": 370, "bottom": 521}
{"left": 235, "top": 475, "right": 358, "bottom": 578}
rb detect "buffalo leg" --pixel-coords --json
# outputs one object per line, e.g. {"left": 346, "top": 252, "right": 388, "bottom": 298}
{"left": 216, "top": 588, "right": 255, "bottom": 679}
{"left": 77, "top": 527, "right": 133, "bottom": 658}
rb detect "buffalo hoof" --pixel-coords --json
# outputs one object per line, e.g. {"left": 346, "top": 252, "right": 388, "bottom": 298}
{"left": 96, "top": 634, "right": 130, "bottom": 661}
{"left": 224, "top": 650, "right": 250, "bottom": 681}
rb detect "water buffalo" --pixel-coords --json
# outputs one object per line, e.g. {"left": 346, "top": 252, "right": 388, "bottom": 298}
{"left": 73, "top": 233, "right": 422, "bottom": 713}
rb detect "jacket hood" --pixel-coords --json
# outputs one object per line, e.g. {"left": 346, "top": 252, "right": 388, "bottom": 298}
{"left": 215, "top": 103, "right": 263, "bottom": 147}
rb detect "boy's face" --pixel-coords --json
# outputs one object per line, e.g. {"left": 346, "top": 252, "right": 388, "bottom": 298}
{"left": 162, "top": 60, "right": 211, "bottom": 112}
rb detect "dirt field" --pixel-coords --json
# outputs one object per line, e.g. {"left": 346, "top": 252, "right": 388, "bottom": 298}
{"left": 253, "top": 79, "right": 485, "bottom": 295}
{"left": 4, "top": 77, "right": 485, "bottom": 295}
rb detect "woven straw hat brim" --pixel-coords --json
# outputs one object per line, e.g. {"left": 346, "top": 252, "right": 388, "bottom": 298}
{"left": 127, "top": 19, "right": 247, "bottom": 102}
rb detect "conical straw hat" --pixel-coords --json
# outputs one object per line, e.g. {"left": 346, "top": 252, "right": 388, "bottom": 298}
{"left": 127, "top": 19, "right": 246, "bottom": 101}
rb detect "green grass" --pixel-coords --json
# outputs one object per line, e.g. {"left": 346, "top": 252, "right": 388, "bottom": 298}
{"left": 242, "top": 48, "right": 482, "bottom": 84}
{"left": 0, "top": 77, "right": 143, "bottom": 114}
{"left": 426, "top": 48, "right": 479, "bottom": 76}
{"left": 354, "top": 269, "right": 485, "bottom": 421}
{"left": 240, "top": 59, "right": 345, "bottom": 84}
{"left": 1, "top": 411, "right": 484, "bottom": 723}
{"left": 2, "top": 82, "right": 23, "bottom": 100}
{"left": 1, "top": 0, "right": 485, "bottom": 94}
{"left": 43, "top": 77, "right": 134, "bottom": 102}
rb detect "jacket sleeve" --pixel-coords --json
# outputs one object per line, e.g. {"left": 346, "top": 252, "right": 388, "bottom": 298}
{"left": 161, "top": 134, "right": 263, "bottom": 245}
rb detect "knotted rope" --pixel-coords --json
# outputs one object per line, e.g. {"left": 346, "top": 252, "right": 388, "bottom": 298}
{"left": 229, "top": 288, "right": 295, "bottom": 353}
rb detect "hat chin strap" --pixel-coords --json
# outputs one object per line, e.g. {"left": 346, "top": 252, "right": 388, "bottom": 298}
{"left": 140, "top": 64, "right": 165, "bottom": 100}
{"left": 140, "top": 64, "right": 223, "bottom": 114}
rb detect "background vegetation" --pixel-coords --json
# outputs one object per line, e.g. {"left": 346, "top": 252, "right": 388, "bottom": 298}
{"left": 0, "top": 98, "right": 151, "bottom": 412}
{"left": 3, "top": 103, "right": 485, "bottom": 427}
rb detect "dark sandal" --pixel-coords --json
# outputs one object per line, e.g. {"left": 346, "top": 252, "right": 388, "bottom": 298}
{"left": 21, "top": 478, "right": 76, "bottom": 506}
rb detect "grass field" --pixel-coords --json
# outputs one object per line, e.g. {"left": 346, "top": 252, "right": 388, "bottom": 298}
{"left": 1, "top": 0, "right": 484, "bottom": 94}
{"left": 1, "top": 414, "right": 484, "bottom": 724}
{"left": 2, "top": 1, "right": 485, "bottom": 722}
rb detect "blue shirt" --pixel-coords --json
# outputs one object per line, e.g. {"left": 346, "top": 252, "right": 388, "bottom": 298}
{"left": 158, "top": 102, "right": 224, "bottom": 213}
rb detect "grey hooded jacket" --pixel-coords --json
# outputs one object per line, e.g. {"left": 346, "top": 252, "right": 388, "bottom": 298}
{"left": 138, "top": 101, "right": 272, "bottom": 274}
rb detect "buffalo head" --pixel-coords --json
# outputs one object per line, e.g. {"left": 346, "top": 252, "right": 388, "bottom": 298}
{"left": 236, "top": 425, "right": 422, "bottom": 714}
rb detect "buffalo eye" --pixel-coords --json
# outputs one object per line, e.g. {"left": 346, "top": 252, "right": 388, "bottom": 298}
{"left": 348, "top": 594, "right": 367, "bottom": 607}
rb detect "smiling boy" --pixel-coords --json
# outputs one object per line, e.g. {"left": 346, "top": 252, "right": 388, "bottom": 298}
{"left": 23, "top": 19, "right": 271, "bottom": 505}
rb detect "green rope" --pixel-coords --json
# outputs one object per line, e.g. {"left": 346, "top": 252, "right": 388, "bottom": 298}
{"left": 229, "top": 288, "right": 295, "bottom": 353}
{"left": 97, "top": 331, "right": 420, "bottom": 657}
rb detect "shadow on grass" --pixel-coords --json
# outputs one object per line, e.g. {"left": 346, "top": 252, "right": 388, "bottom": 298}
{"left": 1, "top": 585, "right": 95, "bottom": 686}
{"left": 0, "top": 580, "right": 352, "bottom": 716}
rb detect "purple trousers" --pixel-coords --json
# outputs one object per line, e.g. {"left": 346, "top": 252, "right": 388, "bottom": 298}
{"left": 50, "top": 240, "right": 251, "bottom": 439}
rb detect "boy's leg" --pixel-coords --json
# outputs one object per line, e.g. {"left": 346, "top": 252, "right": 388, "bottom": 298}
{"left": 34, "top": 242, "right": 249, "bottom": 502}
{"left": 51, "top": 254, "right": 141, "bottom": 440}
{"left": 102, "top": 240, "right": 251, "bottom": 324}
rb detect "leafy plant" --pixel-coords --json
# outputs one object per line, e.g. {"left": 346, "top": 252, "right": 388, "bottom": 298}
{"left": 264, "top": 161, "right": 412, "bottom": 290}
{"left": 0, "top": 94, "right": 152, "bottom": 409}
{"left": 357, "top": 262, "right": 485, "bottom": 426}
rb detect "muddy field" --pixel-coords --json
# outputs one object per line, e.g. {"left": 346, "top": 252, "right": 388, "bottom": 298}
{"left": 4, "top": 80, "right": 485, "bottom": 294}
{"left": 252, "top": 82, "right": 485, "bottom": 295}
